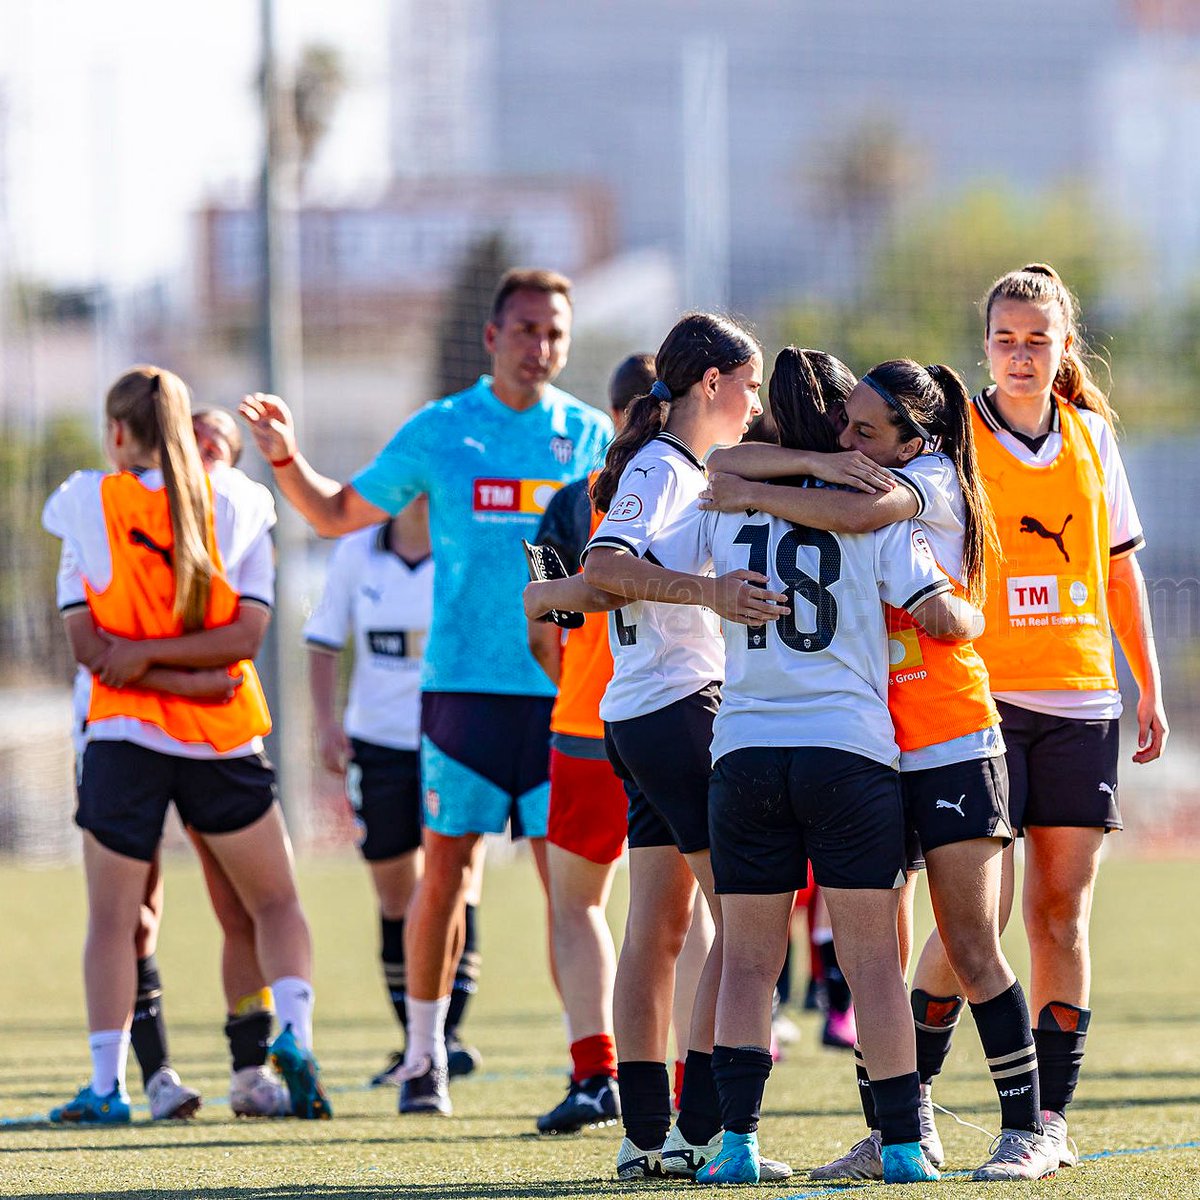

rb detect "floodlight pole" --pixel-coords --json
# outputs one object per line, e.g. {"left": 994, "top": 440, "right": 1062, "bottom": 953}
{"left": 258, "top": 0, "right": 314, "bottom": 843}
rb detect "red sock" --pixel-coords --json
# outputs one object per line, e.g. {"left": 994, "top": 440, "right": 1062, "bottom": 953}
{"left": 673, "top": 1058, "right": 686, "bottom": 1111}
{"left": 570, "top": 1033, "right": 616, "bottom": 1083}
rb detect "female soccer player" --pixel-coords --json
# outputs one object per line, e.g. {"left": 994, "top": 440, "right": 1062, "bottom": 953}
{"left": 43, "top": 365, "right": 328, "bottom": 1123}
{"left": 703, "top": 355, "right": 1057, "bottom": 1180}
{"left": 906, "top": 264, "right": 1169, "bottom": 1169}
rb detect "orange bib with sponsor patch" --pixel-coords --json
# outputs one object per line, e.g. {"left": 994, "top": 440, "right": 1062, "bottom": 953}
{"left": 550, "top": 473, "right": 613, "bottom": 740}
{"left": 970, "top": 400, "right": 1115, "bottom": 691}
{"left": 885, "top": 562, "right": 998, "bottom": 752}
{"left": 85, "top": 472, "right": 272, "bottom": 752}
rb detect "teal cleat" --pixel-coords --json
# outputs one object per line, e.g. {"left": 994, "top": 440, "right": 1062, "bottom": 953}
{"left": 882, "top": 1140, "right": 940, "bottom": 1183}
{"left": 695, "top": 1130, "right": 761, "bottom": 1185}
{"left": 49, "top": 1083, "right": 131, "bottom": 1125}
{"left": 269, "top": 1024, "right": 332, "bottom": 1120}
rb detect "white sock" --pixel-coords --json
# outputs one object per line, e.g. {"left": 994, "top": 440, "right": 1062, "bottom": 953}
{"left": 406, "top": 996, "right": 451, "bottom": 1069}
{"left": 88, "top": 1030, "right": 130, "bottom": 1096}
{"left": 272, "top": 977, "right": 314, "bottom": 1051}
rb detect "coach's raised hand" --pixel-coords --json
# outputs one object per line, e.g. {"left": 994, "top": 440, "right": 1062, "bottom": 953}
{"left": 239, "top": 392, "right": 298, "bottom": 467}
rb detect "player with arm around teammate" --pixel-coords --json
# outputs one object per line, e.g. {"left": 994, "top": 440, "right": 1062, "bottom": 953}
{"left": 241, "top": 269, "right": 613, "bottom": 1116}
{"left": 43, "top": 367, "right": 328, "bottom": 1124}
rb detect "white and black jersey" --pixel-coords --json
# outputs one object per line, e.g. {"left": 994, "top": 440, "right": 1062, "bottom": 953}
{"left": 703, "top": 507, "right": 951, "bottom": 769}
{"left": 303, "top": 525, "right": 432, "bottom": 751}
{"left": 584, "top": 434, "right": 724, "bottom": 723}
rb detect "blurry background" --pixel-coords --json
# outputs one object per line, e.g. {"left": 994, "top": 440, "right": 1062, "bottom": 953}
{"left": 0, "top": 0, "right": 1196, "bottom": 860}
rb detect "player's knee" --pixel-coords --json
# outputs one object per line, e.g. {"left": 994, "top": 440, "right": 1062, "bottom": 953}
{"left": 1028, "top": 906, "right": 1087, "bottom": 956}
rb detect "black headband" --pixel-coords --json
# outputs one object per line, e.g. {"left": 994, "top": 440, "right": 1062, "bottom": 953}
{"left": 861, "top": 374, "right": 932, "bottom": 445}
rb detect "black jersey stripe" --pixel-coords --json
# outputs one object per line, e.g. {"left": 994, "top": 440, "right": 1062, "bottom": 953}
{"left": 890, "top": 470, "right": 926, "bottom": 518}
{"left": 580, "top": 534, "right": 640, "bottom": 565}
{"left": 900, "top": 579, "right": 953, "bottom": 613}
{"left": 653, "top": 432, "right": 706, "bottom": 473}
{"left": 1110, "top": 535, "right": 1145, "bottom": 559}
{"left": 59, "top": 600, "right": 89, "bottom": 616}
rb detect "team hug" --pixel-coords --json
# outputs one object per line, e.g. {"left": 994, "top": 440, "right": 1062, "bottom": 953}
{"left": 41, "top": 263, "right": 1168, "bottom": 1186}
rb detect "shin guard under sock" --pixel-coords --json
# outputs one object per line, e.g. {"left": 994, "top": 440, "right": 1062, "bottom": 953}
{"left": 617, "top": 1060, "right": 671, "bottom": 1150}
{"left": 131, "top": 955, "right": 169, "bottom": 1086}
{"left": 911, "top": 988, "right": 963, "bottom": 1085}
{"left": 970, "top": 982, "right": 1041, "bottom": 1132}
{"left": 870, "top": 1071, "right": 921, "bottom": 1146}
{"left": 711, "top": 1044, "right": 773, "bottom": 1136}
{"left": 1034, "top": 1002, "right": 1091, "bottom": 1116}
{"left": 675, "top": 1049, "right": 722, "bottom": 1146}
{"left": 381, "top": 916, "right": 407, "bottom": 1034}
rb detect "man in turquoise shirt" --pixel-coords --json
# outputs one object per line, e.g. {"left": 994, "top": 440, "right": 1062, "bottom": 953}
{"left": 241, "top": 270, "right": 613, "bottom": 1117}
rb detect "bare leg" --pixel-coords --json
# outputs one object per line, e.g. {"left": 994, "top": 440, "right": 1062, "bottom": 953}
{"left": 671, "top": 894, "right": 712, "bottom": 1061}
{"left": 713, "top": 892, "right": 794, "bottom": 1048}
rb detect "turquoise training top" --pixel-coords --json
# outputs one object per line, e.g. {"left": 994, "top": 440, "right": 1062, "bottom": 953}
{"left": 352, "top": 375, "right": 613, "bottom": 697}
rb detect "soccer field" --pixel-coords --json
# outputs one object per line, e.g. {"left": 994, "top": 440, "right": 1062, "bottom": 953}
{"left": 0, "top": 854, "right": 1197, "bottom": 1199}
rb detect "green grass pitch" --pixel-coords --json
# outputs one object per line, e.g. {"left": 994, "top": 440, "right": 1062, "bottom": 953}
{"left": 0, "top": 854, "right": 1196, "bottom": 1198}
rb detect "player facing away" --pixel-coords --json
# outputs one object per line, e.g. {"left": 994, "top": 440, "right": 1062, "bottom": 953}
{"left": 241, "top": 269, "right": 613, "bottom": 1115}
{"left": 691, "top": 348, "right": 983, "bottom": 1185}
{"left": 43, "top": 367, "right": 329, "bottom": 1124}
{"left": 907, "top": 264, "right": 1168, "bottom": 1168}
{"left": 705, "top": 354, "right": 1057, "bottom": 1180}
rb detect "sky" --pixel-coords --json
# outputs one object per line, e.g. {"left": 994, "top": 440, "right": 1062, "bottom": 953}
{"left": 0, "top": 0, "right": 390, "bottom": 287}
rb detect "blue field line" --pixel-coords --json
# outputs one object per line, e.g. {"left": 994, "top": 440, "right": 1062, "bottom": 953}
{"left": 771, "top": 1140, "right": 1200, "bottom": 1200}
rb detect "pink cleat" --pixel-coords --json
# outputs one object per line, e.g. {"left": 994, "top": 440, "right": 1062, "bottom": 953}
{"left": 822, "top": 1004, "right": 857, "bottom": 1049}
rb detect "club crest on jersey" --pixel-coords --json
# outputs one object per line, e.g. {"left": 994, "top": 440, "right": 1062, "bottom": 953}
{"left": 473, "top": 478, "right": 561, "bottom": 515}
{"left": 608, "top": 494, "right": 643, "bottom": 522}
{"left": 549, "top": 435, "right": 575, "bottom": 465}
{"left": 911, "top": 528, "right": 934, "bottom": 562}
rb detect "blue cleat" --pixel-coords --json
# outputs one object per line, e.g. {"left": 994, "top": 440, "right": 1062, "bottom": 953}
{"left": 695, "top": 1130, "right": 761, "bottom": 1185}
{"left": 269, "top": 1024, "right": 332, "bottom": 1119}
{"left": 882, "top": 1140, "right": 940, "bottom": 1183}
{"left": 49, "top": 1083, "right": 131, "bottom": 1125}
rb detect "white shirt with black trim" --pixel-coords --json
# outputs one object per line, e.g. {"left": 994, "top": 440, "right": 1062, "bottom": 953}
{"left": 702, "top": 507, "right": 951, "bottom": 769}
{"left": 584, "top": 434, "right": 724, "bottom": 723}
{"left": 303, "top": 525, "right": 432, "bottom": 751}
{"left": 974, "top": 390, "right": 1143, "bottom": 719}
{"left": 45, "top": 465, "right": 277, "bottom": 759}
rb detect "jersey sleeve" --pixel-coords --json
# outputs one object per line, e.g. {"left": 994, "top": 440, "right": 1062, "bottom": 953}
{"left": 874, "top": 520, "right": 952, "bottom": 613}
{"left": 302, "top": 536, "right": 358, "bottom": 651}
{"left": 56, "top": 543, "right": 88, "bottom": 614}
{"left": 350, "top": 406, "right": 435, "bottom": 516}
{"left": 1081, "top": 413, "right": 1145, "bottom": 557}
{"left": 584, "top": 458, "right": 680, "bottom": 562}
{"left": 892, "top": 454, "right": 958, "bottom": 523}
{"left": 231, "top": 528, "right": 276, "bottom": 610}
{"left": 213, "top": 468, "right": 278, "bottom": 582}
{"left": 534, "top": 478, "right": 591, "bottom": 575}
{"left": 43, "top": 471, "right": 112, "bottom": 592}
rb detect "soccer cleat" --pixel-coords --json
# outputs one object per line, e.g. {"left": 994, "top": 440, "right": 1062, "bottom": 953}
{"left": 230, "top": 1064, "right": 292, "bottom": 1117}
{"left": 146, "top": 1066, "right": 202, "bottom": 1120}
{"left": 971, "top": 1128, "right": 1060, "bottom": 1181}
{"left": 536, "top": 1074, "right": 620, "bottom": 1134}
{"left": 918, "top": 1082, "right": 945, "bottom": 1167}
{"left": 616, "top": 1136, "right": 666, "bottom": 1180}
{"left": 49, "top": 1083, "right": 131, "bottom": 1125}
{"left": 269, "top": 1024, "right": 332, "bottom": 1120}
{"left": 1041, "top": 1110, "right": 1079, "bottom": 1168}
{"left": 772, "top": 1012, "right": 802, "bottom": 1047}
{"left": 881, "top": 1140, "right": 940, "bottom": 1183}
{"left": 822, "top": 1004, "right": 857, "bottom": 1049}
{"left": 661, "top": 1122, "right": 793, "bottom": 1181}
{"left": 369, "top": 1050, "right": 406, "bottom": 1087}
{"left": 445, "top": 1032, "right": 481, "bottom": 1078}
{"left": 398, "top": 1055, "right": 452, "bottom": 1116}
{"left": 809, "top": 1129, "right": 883, "bottom": 1181}
{"left": 695, "top": 1130, "right": 760, "bottom": 1185}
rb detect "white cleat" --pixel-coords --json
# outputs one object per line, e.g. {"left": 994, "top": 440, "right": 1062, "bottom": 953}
{"left": 616, "top": 1136, "right": 666, "bottom": 1181}
{"left": 1041, "top": 1110, "right": 1079, "bottom": 1168}
{"left": 918, "top": 1083, "right": 945, "bottom": 1168}
{"left": 146, "top": 1066, "right": 202, "bottom": 1120}
{"left": 972, "top": 1128, "right": 1060, "bottom": 1181}
{"left": 661, "top": 1123, "right": 793, "bottom": 1181}
{"left": 230, "top": 1064, "right": 292, "bottom": 1117}
{"left": 809, "top": 1129, "right": 883, "bottom": 1181}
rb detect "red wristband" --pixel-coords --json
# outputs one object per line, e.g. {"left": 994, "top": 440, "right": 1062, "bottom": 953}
{"left": 271, "top": 452, "right": 296, "bottom": 469}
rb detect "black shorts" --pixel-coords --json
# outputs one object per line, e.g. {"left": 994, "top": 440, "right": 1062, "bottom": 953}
{"left": 604, "top": 683, "right": 719, "bottom": 855}
{"left": 347, "top": 739, "right": 422, "bottom": 861}
{"left": 903, "top": 755, "right": 1012, "bottom": 856}
{"left": 709, "top": 746, "right": 907, "bottom": 894}
{"left": 77, "top": 740, "right": 277, "bottom": 862}
{"left": 997, "top": 701, "right": 1121, "bottom": 833}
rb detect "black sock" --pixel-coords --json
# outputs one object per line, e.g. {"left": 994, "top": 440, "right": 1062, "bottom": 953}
{"left": 225, "top": 1010, "right": 272, "bottom": 1072}
{"left": 854, "top": 1044, "right": 877, "bottom": 1129}
{"left": 776, "top": 939, "right": 793, "bottom": 1008}
{"left": 617, "top": 1060, "right": 671, "bottom": 1150}
{"left": 911, "top": 988, "right": 964, "bottom": 1085}
{"left": 675, "top": 1049, "right": 722, "bottom": 1145}
{"left": 819, "top": 940, "right": 852, "bottom": 1014}
{"left": 445, "top": 903, "right": 480, "bottom": 1037}
{"left": 131, "top": 954, "right": 169, "bottom": 1087}
{"left": 1034, "top": 1002, "right": 1091, "bottom": 1116}
{"left": 711, "top": 1044, "right": 773, "bottom": 1136}
{"left": 871, "top": 1071, "right": 921, "bottom": 1146}
{"left": 381, "top": 916, "right": 407, "bottom": 1035}
{"left": 971, "top": 982, "right": 1041, "bottom": 1132}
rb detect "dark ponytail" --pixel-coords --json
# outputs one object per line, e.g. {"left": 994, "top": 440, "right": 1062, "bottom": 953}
{"left": 591, "top": 312, "right": 760, "bottom": 512}
{"left": 863, "top": 359, "right": 998, "bottom": 605}
{"left": 769, "top": 347, "right": 855, "bottom": 456}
